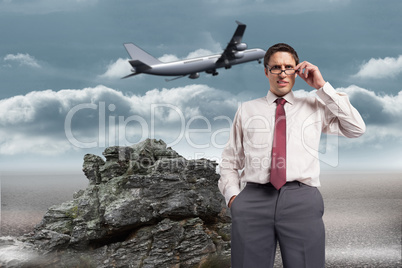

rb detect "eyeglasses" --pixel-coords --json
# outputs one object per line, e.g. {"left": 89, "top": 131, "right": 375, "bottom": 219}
{"left": 266, "top": 66, "right": 297, "bottom": 75}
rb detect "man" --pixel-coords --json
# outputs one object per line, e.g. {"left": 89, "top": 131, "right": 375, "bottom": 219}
{"left": 218, "top": 43, "right": 366, "bottom": 268}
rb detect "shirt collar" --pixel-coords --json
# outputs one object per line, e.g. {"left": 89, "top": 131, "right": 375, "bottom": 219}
{"left": 266, "top": 90, "right": 295, "bottom": 105}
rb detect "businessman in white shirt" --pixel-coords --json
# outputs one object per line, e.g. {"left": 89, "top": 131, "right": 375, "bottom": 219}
{"left": 219, "top": 43, "right": 366, "bottom": 268}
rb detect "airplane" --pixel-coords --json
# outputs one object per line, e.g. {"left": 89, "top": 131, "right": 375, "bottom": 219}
{"left": 122, "top": 21, "right": 266, "bottom": 81}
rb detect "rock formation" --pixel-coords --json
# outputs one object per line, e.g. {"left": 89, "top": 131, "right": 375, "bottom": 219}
{"left": 3, "top": 139, "right": 231, "bottom": 267}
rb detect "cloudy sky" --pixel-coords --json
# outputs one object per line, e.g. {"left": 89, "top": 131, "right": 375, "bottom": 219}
{"left": 0, "top": 0, "right": 401, "bottom": 172}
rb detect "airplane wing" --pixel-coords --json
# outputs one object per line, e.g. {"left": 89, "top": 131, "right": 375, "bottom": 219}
{"left": 216, "top": 21, "right": 247, "bottom": 66}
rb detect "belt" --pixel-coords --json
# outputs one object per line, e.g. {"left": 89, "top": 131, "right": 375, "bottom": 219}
{"left": 247, "top": 181, "right": 303, "bottom": 188}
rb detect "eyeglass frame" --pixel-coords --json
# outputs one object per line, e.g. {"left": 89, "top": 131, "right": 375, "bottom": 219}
{"left": 266, "top": 65, "right": 298, "bottom": 75}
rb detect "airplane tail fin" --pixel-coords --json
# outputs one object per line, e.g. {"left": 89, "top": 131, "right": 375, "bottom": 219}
{"left": 123, "top": 43, "right": 161, "bottom": 78}
{"left": 124, "top": 43, "right": 161, "bottom": 65}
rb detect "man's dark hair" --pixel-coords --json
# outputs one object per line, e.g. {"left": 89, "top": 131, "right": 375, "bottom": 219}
{"left": 264, "top": 43, "right": 299, "bottom": 67}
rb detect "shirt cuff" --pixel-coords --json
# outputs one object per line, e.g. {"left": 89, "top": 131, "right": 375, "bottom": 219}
{"left": 316, "top": 81, "right": 348, "bottom": 102}
{"left": 316, "top": 82, "right": 332, "bottom": 101}
{"left": 224, "top": 185, "right": 241, "bottom": 206}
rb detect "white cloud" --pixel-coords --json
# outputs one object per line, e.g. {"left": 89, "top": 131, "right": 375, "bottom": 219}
{"left": 334, "top": 85, "right": 402, "bottom": 150}
{"left": 1, "top": 83, "right": 401, "bottom": 170}
{"left": 159, "top": 49, "right": 217, "bottom": 62}
{"left": 193, "top": 31, "right": 223, "bottom": 54}
{"left": 99, "top": 58, "right": 131, "bottom": 79}
{"left": 4, "top": 53, "right": 41, "bottom": 68}
{"left": 291, "top": 85, "right": 402, "bottom": 153}
{"left": 352, "top": 55, "right": 402, "bottom": 79}
{"left": 339, "top": 85, "right": 402, "bottom": 123}
{"left": 0, "top": 85, "right": 238, "bottom": 155}
{"left": 158, "top": 54, "right": 180, "bottom": 62}
{"left": 186, "top": 48, "right": 216, "bottom": 59}
{"left": 158, "top": 48, "right": 217, "bottom": 62}
{"left": 293, "top": 89, "right": 317, "bottom": 98}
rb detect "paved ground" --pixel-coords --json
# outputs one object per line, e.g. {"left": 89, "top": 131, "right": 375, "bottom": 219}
{"left": 1, "top": 171, "right": 401, "bottom": 267}
{"left": 274, "top": 172, "right": 402, "bottom": 267}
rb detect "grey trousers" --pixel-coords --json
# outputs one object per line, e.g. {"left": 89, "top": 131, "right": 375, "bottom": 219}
{"left": 230, "top": 181, "right": 325, "bottom": 268}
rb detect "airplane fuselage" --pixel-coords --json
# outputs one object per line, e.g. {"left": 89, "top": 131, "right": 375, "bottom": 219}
{"left": 142, "top": 48, "right": 265, "bottom": 77}
{"left": 123, "top": 21, "right": 266, "bottom": 80}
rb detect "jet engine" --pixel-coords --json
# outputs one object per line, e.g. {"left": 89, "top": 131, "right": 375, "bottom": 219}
{"left": 236, "top": 43, "right": 247, "bottom": 51}
{"left": 189, "top": 73, "right": 200, "bottom": 79}
{"left": 234, "top": 51, "right": 244, "bottom": 59}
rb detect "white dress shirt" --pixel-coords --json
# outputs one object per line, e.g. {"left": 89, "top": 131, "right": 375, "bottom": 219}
{"left": 218, "top": 82, "right": 366, "bottom": 205}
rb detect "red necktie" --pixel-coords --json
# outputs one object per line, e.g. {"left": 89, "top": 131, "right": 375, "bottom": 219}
{"left": 270, "top": 98, "right": 287, "bottom": 190}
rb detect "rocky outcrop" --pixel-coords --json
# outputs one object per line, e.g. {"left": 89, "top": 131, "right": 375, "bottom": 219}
{"left": 11, "top": 139, "right": 231, "bottom": 268}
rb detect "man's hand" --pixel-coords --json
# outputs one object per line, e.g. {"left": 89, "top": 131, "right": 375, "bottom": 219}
{"left": 295, "top": 61, "right": 326, "bottom": 89}
{"left": 228, "top": 195, "right": 237, "bottom": 208}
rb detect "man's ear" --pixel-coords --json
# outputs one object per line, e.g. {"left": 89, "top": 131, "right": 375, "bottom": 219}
{"left": 264, "top": 68, "right": 269, "bottom": 78}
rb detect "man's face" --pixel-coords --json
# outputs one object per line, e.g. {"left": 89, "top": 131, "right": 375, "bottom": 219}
{"left": 264, "top": 52, "right": 297, "bottom": 97}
